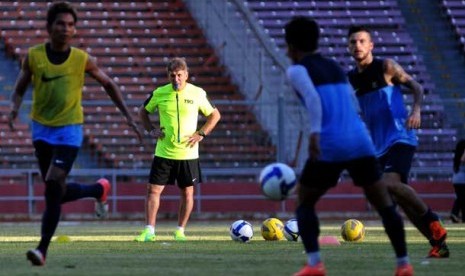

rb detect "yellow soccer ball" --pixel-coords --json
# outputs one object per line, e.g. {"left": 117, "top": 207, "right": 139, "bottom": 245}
{"left": 261, "top": 218, "right": 284, "bottom": 241}
{"left": 341, "top": 219, "right": 365, "bottom": 242}
{"left": 55, "top": 235, "right": 71, "bottom": 243}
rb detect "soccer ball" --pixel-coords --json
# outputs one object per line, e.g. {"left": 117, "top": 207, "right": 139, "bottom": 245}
{"left": 261, "top": 218, "right": 285, "bottom": 241}
{"left": 259, "top": 162, "right": 297, "bottom": 200}
{"left": 341, "top": 219, "right": 365, "bottom": 242}
{"left": 283, "top": 218, "right": 299, "bottom": 241}
{"left": 230, "top": 220, "right": 254, "bottom": 243}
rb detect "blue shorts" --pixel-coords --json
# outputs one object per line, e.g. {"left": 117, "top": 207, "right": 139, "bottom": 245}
{"left": 32, "top": 121, "right": 83, "bottom": 147}
{"left": 378, "top": 143, "right": 415, "bottom": 184}
{"left": 299, "top": 156, "right": 382, "bottom": 189}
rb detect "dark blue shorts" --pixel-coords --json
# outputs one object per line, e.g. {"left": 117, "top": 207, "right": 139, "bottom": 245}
{"left": 378, "top": 143, "right": 415, "bottom": 184}
{"left": 149, "top": 156, "right": 202, "bottom": 188}
{"left": 299, "top": 156, "right": 382, "bottom": 189}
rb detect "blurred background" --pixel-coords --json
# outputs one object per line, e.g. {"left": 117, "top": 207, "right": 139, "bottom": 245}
{"left": 0, "top": 0, "right": 463, "bottom": 220}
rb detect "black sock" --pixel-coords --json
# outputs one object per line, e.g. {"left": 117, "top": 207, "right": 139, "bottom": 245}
{"left": 422, "top": 207, "right": 440, "bottom": 223}
{"left": 296, "top": 203, "right": 320, "bottom": 253}
{"left": 378, "top": 205, "right": 407, "bottom": 258}
{"left": 61, "top": 183, "right": 103, "bottom": 203}
{"left": 37, "top": 180, "right": 63, "bottom": 257}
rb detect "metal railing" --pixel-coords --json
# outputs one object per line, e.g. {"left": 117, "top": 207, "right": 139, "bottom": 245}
{"left": 0, "top": 167, "right": 455, "bottom": 218}
{"left": 0, "top": 168, "right": 271, "bottom": 217}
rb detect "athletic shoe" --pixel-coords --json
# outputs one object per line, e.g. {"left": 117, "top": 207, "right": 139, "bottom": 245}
{"left": 429, "top": 220, "right": 447, "bottom": 243}
{"left": 293, "top": 263, "right": 326, "bottom": 276}
{"left": 394, "top": 264, "right": 413, "bottom": 276}
{"left": 428, "top": 242, "right": 450, "bottom": 258}
{"left": 174, "top": 229, "right": 186, "bottom": 241}
{"left": 26, "top": 249, "right": 45, "bottom": 266}
{"left": 134, "top": 228, "right": 156, "bottom": 242}
{"left": 95, "top": 178, "right": 111, "bottom": 219}
{"left": 450, "top": 214, "right": 460, "bottom": 223}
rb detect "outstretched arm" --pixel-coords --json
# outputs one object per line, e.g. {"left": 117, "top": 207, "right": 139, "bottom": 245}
{"left": 384, "top": 58, "right": 423, "bottom": 129}
{"left": 86, "top": 55, "right": 143, "bottom": 142}
{"left": 8, "top": 55, "right": 32, "bottom": 131}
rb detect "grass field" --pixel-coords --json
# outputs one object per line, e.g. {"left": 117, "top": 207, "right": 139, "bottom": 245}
{"left": 0, "top": 220, "right": 464, "bottom": 275}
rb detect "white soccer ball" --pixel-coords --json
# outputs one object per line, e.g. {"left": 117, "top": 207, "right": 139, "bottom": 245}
{"left": 230, "top": 220, "right": 253, "bottom": 243}
{"left": 259, "top": 162, "right": 297, "bottom": 200}
{"left": 283, "top": 218, "right": 299, "bottom": 241}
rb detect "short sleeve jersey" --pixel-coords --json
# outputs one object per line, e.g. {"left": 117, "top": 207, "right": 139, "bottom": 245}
{"left": 144, "top": 83, "right": 215, "bottom": 160}
{"left": 28, "top": 43, "right": 88, "bottom": 126}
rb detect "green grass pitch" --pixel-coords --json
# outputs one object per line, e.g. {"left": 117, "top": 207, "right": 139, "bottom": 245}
{"left": 1, "top": 221, "right": 464, "bottom": 275}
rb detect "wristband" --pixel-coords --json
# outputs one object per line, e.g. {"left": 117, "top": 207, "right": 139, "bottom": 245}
{"left": 198, "top": 130, "right": 206, "bottom": 137}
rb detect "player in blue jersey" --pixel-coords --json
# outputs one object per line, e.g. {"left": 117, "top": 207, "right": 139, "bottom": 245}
{"left": 285, "top": 17, "right": 413, "bottom": 276}
{"left": 347, "top": 25, "right": 449, "bottom": 258}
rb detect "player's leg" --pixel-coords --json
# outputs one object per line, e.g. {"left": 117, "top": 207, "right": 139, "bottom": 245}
{"left": 174, "top": 185, "right": 193, "bottom": 241}
{"left": 348, "top": 156, "right": 413, "bottom": 275}
{"left": 134, "top": 184, "right": 165, "bottom": 242}
{"left": 177, "top": 186, "right": 194, "bottom": 228}
{"left": 148, "top": 184, "right": 165, "bottom": 225}
{"left": 382, "top": 143, "right": 448, "bottom": 257}
{"left": 455, "top": 185, "right": 465, "bottom": 222}
{"left": 135, "top": 156, "right": 170, "bottom": 242}
{"left": 35, "top": 144, "right": 110, "bottom": 217}
{"left": 173, "top": 159, "right": 200, "bottom": 241}
{"left": 450, "top": 196, "right": 460, "bottom": 223}
{"left": 383, "top": 172, "right": 431, "bottom": 238}
{"left": 45, "top": 145, "right": 111, "bottom": 218}
{"left": 27, "top": 141, "right": 69, "bottom": 265}
{"left": 294, "top": 160, "right": 342, "bottom": 276}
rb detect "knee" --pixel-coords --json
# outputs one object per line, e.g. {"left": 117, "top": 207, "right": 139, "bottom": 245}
{"left": 383, "top": 178, "right": 404, "bottom": 196}
{"left": 44, "top": 179, "right": 65, "bottom": 200}
{"left": 146, "top": 184, "right": 163, "bottom": 196}
{"left": 180, "top": 187, "right": 194, "bottom": 200}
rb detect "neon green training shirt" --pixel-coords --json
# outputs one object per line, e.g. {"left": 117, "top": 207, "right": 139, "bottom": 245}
{"left": 144, "top": 83, "right": 215, "bottom": 160}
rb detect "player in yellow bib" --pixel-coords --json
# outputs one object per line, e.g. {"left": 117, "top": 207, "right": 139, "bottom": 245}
{"left": 7, "top": 2, "right": 142, "bottom": 266}
{"left": 135, "top": 57, "right": 221, "bottom": 242}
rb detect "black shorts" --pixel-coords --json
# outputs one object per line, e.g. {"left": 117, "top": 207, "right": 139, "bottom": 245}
{"left": 299, "top": 156, "right": 382, "bottom": 189}
{"left": 378, "top": 143, "right": 415, "bottom": 184}
{"left": 33, "top": 140, "right": 79, "bottom": 176}
{"left": 148, "top": 156, "right": 202, "bottom": 188}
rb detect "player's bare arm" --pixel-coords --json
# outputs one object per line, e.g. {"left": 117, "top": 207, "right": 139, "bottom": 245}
{"left": 138, "top": 104, "right": 165, "bottom": 139}
{"left": 384, "top": 58, "right": 423, "bottom": 129}
{"left": 8, "top": 55, "right": 32, "bottom": 131}
{"left": 86, "top": 56, "right": 143, "bottom": 142}
{"left": 198, "top": 108, "right": 221, "bottom": 136}
{"left": 186, "top": 108, "right": 221, "bottom": 148}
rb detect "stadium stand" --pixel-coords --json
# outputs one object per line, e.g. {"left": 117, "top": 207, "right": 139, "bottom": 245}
{"left": 442, "top": 0, "right": 465, "bottom": 51}
{"left": 0, "top": 0, "right": 276, "bottom": 171}
{"left": 0, "top": 0, "right": 460, "bottom": 217}
{"left": 244, "top": 0, "right": 457, "bottom": 170}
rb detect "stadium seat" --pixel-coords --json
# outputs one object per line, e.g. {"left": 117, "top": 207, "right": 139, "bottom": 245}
{"left": 245, "top": 0, "right": 456, "bottom": 173}
{"left": 0, "top": 0, "right": 276, "bottom": 171}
